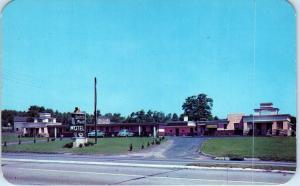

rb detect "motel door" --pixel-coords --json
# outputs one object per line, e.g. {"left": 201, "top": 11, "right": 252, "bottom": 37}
{"left": 190, "top": 128, "right": 194, "bottom": 136}
{"left": 175, "top": 128, "right": 179, "bottom": 136}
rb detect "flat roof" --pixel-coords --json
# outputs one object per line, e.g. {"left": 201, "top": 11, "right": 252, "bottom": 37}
{"left": 243, "top": 114, "right": 291, "bottom": 123}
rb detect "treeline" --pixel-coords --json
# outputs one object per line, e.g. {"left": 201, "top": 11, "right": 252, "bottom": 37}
{"left": 2, "top": 93, "right": 221, "bottom": 126}
{"left": 1, "top": 106, "right": 181, "bottom": 126}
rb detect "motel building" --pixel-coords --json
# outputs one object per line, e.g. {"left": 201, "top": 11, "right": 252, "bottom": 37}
{"left": 13, "top": 103, "right": 294, "bottom": 138}
{"left": 158, "top": 103, "right": 293, "bottom": 137}
{"left": 14, "top": 113, "right": 63, "bottom": 138}
{"left": 86, "top": 117, "right": 159, "bottom": 137}
{"left": 242, "top": 103, "right": 293, "bottom": 136}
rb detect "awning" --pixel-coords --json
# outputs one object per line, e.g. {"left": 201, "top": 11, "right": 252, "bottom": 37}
{"left": 206, "top": 125, "right": 218, "bottom": 129}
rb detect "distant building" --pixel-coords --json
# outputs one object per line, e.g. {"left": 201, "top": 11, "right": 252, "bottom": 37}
{"left": 14, "top": 113, "right": 62, "bottom": 137}
{"left": 97, "top": 116, "right": 110, "bottom": 124}
{"left": 242, "top": 103, "right": 292, "bottom": 136}
{"left": 158, "top": 103, "right": 293, "bottom": 137}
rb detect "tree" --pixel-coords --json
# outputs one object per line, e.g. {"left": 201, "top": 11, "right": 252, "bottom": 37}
{"left": 105, "top": 113, "right": 125, "bottom": 123}
{"left": 96, "top": 110, "right": 101, "bottom": 117}
{"left": 27, "top": 105, "right": 45, "bottom": 117}
{"left": 291, "top": 116, "right": 296, "bottom": 132}
{"left": 171, "top": 113, "right": 179, "bottom": 121}
{"left": 213, "top": 116, "right": 219, "bottom": 120}
{"left": 182, "top": 93, "right": 213, "bottom": 121}
{"left": 165, "top": 113, "right": 172, "bottom": 122}
{"left": 153, "top": 111, "right": 165, "bottom": 123}
{"left": 146, "top": 110, "right": 154, "bottom": 122}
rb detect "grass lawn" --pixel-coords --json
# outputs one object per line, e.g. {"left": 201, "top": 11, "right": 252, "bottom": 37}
{"left": 2, "top": 139, "right": 73, "bottom": 153}
{"left": 72, "top": 137, "right": 159, "bottom": 154}
{"left": 1, "top": 133, "right": 47, "bottom": 143}
{"left": 2, "top": 137, "right": 164, "bottom": 154}
{"left": 201, "top": 137, "right": 296, "bottom": 161}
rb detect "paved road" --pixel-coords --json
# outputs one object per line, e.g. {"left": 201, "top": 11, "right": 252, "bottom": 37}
{"left": 1, "top": 159, "right": 294, "bottom": 185}
{"left": 163, "top": 136, "right": 208, "bottom": 159}
{"left": 1, "top": 136, "right": 296, "bottom": 185}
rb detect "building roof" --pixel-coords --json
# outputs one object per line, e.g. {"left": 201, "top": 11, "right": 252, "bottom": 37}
{"left": 197, "top": 119, "right": 228, "bottom": 125}
{"left": 243, "top": 114, "right": 291, "bottom": 123}
{"left": 260, "top": 102, "right": 273, "bottom": 106}
{"left": 165, "top": 121, "right": 188, "bottom": 126}
{"left": 13, "top": 116, "right": 29, "bottom": 122}
{"left": 254, "top": 108, "right": 279, "bottom": 111}
{"left": 86, "top": 122, "right": 159, "bottom": 127}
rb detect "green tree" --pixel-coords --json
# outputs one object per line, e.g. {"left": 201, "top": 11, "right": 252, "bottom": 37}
{"left": 165, "top": 113, "right": 172, "bottom": 122}
{"left": 182, "top": 93, "right": 213, "bottom": 121}
{"left": 27, "top": 105, "right": 45, "bottom": 117}
{"left": 171, "top": 113, "right": 179, "bottom": 121}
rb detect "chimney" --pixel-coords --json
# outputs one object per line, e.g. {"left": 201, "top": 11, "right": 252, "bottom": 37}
{"left": 184, "top": 116, "right": 188, "bottom": 122}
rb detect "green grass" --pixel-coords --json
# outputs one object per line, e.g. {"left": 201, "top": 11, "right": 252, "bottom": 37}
{"left": 2, "top": 137, "right": 163, "bottom": 154}
{"left": 72, "top": 137, "right": 159, "bottom": 154}
{"left": 1, "top": 133, "right": 47, "bottom": 143}
{"left": 2, "top": 139, "right": 73, "bottom": 153}
{"left": 201, "top": 137, "right": 296, "bottom": 161}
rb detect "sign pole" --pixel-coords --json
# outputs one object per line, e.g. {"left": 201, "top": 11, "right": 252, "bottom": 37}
{"left": 94, "top": 77, "right": 97, "bottom": 144}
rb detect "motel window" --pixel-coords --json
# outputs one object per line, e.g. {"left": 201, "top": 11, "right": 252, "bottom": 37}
{"left": 224, "top": 124, "right": 227, "bottom": 129}
{"left": 16, "top": 128, "right": 19, "bottom": 131}
{"left": 234, "top": 123, "right": 239, "bottom": 129}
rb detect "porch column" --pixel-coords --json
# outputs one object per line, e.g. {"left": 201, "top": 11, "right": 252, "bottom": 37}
{"left": 138, "top": 125, "right": 141, "bottom": 136}
{"left": 272, "top": 122, "right": 277, "bottom": 136}
{"left": 44, "top": 127, "right": 48, "bottom": 137}
{"left": 54, "top": 127, "right": 57, "bottom": 138}
{"left": 38, "top": 128, "right": 42, "bottom": 134}
{"left": 153, "top": 126, "right": 157, "bottom": 138}
{"left": 23, "top": 128, "right": 27, "bottom": 135}
{"left": 283, "top": 121, "right": 289, "bottom": 136}
{"left": 243, "top": 122, "right": 248, "bottom": 135}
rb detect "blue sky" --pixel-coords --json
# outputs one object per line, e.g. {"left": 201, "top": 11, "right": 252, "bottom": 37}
{"left": 2, "top": 0, "right": 296, "bottom": 118}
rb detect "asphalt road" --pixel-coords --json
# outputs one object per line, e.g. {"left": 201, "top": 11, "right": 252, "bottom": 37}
{"left": 1, "top": 159, "right": 294, "bottom": 185}
{"left": 1, "top": 137, "right": 296, "bottom": 185}
{"left": 163, "top": 136, "right": 208, "bottom": 159}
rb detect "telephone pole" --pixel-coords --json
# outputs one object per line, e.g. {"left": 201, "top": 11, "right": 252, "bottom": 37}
{"left": 94, "top": 77, "right": 97, "bottom": 144}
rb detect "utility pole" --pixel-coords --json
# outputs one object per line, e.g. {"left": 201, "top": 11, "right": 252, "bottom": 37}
{"left": 94, "top": 77, "right": 97, "bottom": 144}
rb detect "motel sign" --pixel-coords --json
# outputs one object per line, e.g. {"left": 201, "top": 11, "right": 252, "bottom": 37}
{"left": 70, "top": 107, "right": 86, "bottom": 137}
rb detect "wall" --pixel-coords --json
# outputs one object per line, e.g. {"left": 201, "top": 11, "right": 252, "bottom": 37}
{"left": 227, "top": 113, "right": 244, "bottom": 130}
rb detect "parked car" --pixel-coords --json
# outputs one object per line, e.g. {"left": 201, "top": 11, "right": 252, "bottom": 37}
{"left": 87, "top": 130, "right": 105, "bottom": 137}
{"left": 117, "top": 129, "right": 134, "bottom": 137}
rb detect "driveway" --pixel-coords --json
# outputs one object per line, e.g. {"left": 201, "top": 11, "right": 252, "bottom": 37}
{"left": 163, "top": 136, "right": 209, "bottom": 159}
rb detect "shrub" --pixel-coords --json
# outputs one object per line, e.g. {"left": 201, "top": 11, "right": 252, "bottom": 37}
{"left": 155, "top": 140, "right": 160, "bottom": 145}
{"left": 147, "top": 142, "right": 150, "bottom": 147}
{"left": 129, "top": 144, "right": 133, "bottom": 151}
{"left": 228, "top": 154, "right": 244, "bottom": 161}
{"left": 84, "top": 141, "right": 95, "bottom": 147}
{"left": 151, "top": 140, "right": 154, "bottom": 145}
{"left": 63, "top": 142, "right": 73, "bottom": 148}
{"left": 79, "top": 144, "right": 83, "bottom": 148}
{"left": 141, "top": 144, "right": 144, "bottom": 149}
